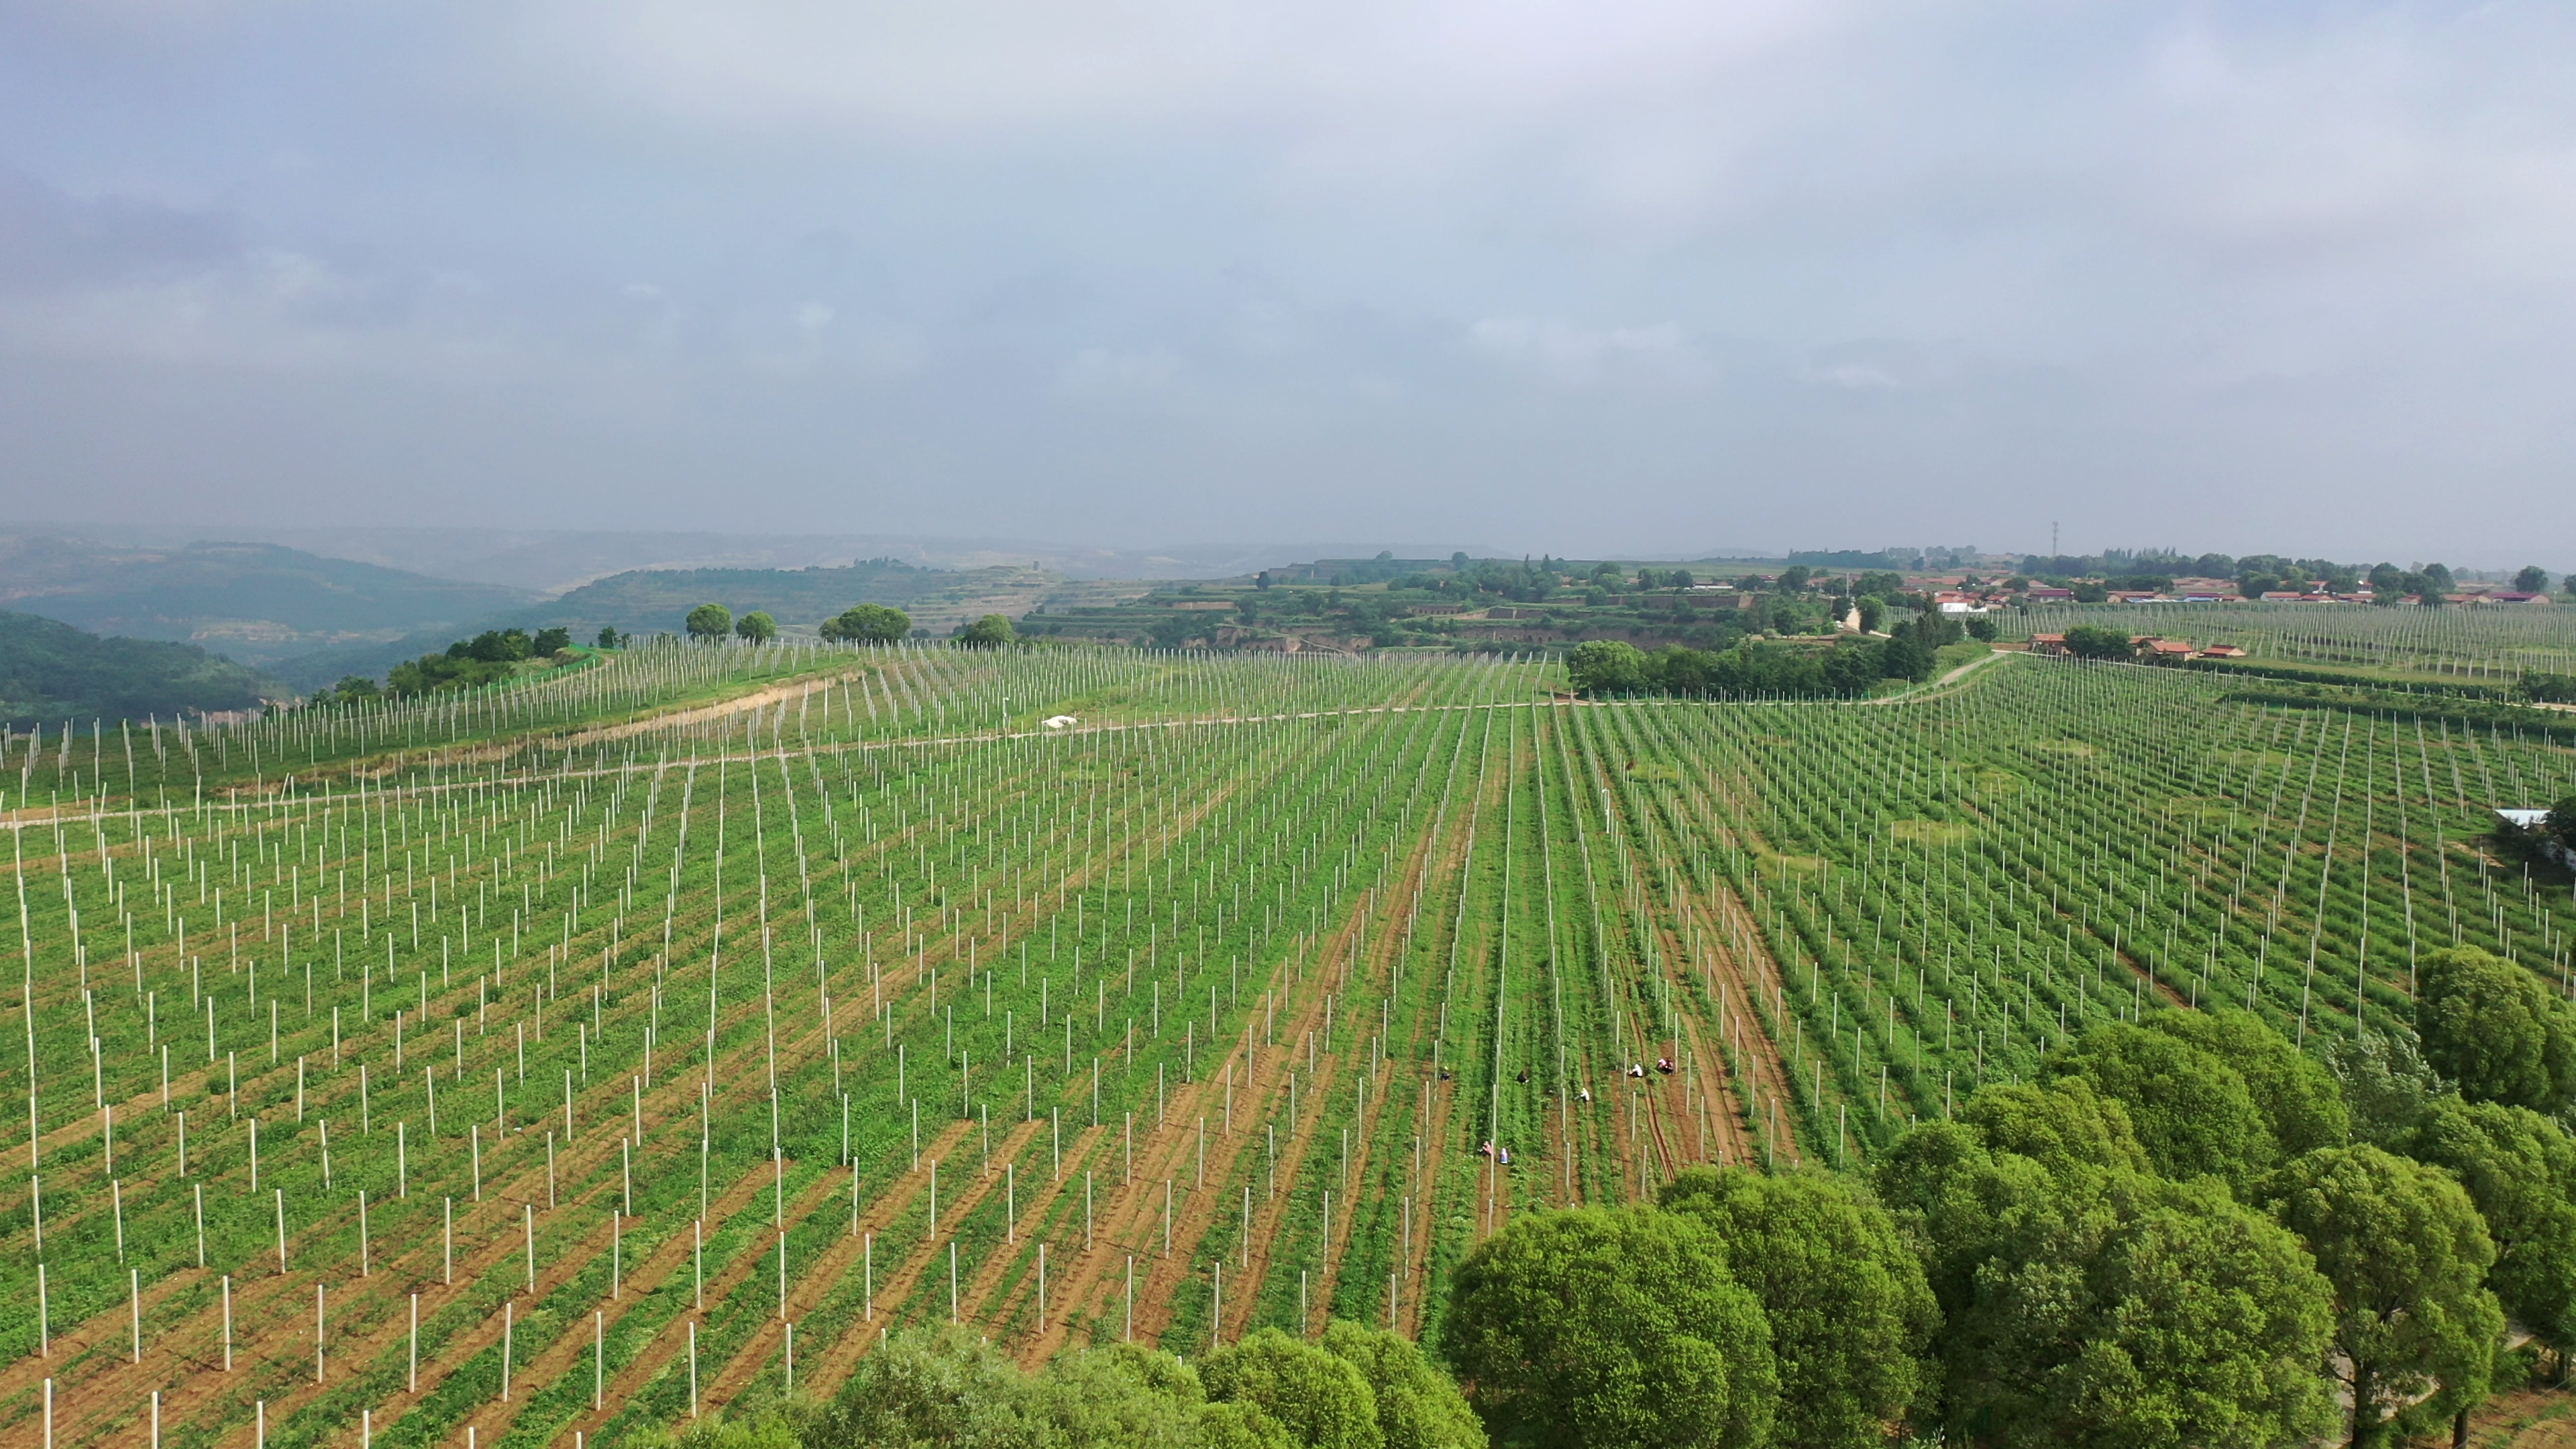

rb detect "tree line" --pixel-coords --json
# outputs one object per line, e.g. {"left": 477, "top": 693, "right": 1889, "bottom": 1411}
{"left": 1565, "top": 610, "right": 1985, "bottom": 699}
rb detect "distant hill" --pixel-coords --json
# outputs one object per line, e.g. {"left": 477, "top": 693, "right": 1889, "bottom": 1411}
{"left": 264, "top": 559, "right": 1152, "bottom": 691}
{"left": 0, "top": 611, "right": 281, "bottom": 729}
{"left": 0, "top": 534, "right": 543, "bottom": 668}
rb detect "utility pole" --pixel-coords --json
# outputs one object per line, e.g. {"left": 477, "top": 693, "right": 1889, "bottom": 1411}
{"left": 2051, "top": 521, "right": 2059, "bottom": 559}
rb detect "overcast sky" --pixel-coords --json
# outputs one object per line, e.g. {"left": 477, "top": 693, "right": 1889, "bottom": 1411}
{"left": 1, "top": 1, "right": 2570, "bottom": 564}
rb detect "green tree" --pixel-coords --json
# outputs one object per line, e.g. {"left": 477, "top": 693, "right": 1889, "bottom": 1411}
{"left": 1955, "top": 1077, "right": 2151, "bottom": 1177}
{"left": 820, "top": 602, "right": 912, "bottom": 645}
{"left": 735, "top": 610, "right": 778, "bottom": 643}
{"left": 595, "top": 626, "right": 623, "bottom": 649}
{"left": 2406, "top": 1098, "right": 2576, "bottom": 1359}
{"left": 1034, "top": 1343, "right": 1210, "bottom": 1449}
{"left": 1318, "top": 1322, "right": 1487, "bottom": 1449}
{"left": 1964, "top": 614, "right": 1998, "bottom": 641}
{"left": 1658, "top": 1167, "right": 1937, "bottom": 1448}
{"left": 1438, "top": 1204, "right": 1777, "bottom": 1449}
{"left": 1201, "top": 1328, "right": 1384, "bottom": 1449}
{"left": 1948, "top": 1172, "right": 2337, "bottom": 1449}
{"left": 1854, "top": 595, "right": 1887, "bottom": 632}
{"left": 2270, "top": 1146, "right": 2504, "bottom": 1449}
{"left": 2415, "top": 946, "right": 2576, "bottom": 1114}
{"left": 1565, "top": 641, "right": 1650, "bottom": 698}
{"left": 531, "top": 627, "right": 572, "bottom": 654}
{"left": 2045, "top": 1021, "right": 2277, "bottom": 1193}
{"left": 957, "top": 613, "right": 1016, "bottom": 649}
{"left": 2147, "top": 1009, "right": 2349, "bottom": 1158}
{"left": 329, "top": 674, "right": 381, "bottom": 701}
{"left": 2061, "top": 625, "right": 2135, "bottom": 661}
{"left": 2324, "top": 1029, "right": 2445, "bottom": 1148}
{"left": 2515, "top": 566, "right": 2550, "bottom": 593}
{"left": 686, "top": 602, "right": 733, "bottom": 641}
{"left": 815, "top": 1324, "right": 1042, "bottom": 1449}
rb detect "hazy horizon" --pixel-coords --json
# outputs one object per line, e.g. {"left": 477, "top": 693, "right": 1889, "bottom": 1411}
{"left": 5, "top": 2, "right": 2573, "bottom": 563}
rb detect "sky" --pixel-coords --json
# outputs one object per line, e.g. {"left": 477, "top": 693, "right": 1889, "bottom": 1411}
{"left": 1, "top": 0, "right": 2571, "bottom": 565}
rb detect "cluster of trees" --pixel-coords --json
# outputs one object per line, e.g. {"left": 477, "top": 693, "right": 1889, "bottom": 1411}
{"left": 1444, "top": 948, "right": 2576, "bottom": 1449}
{"left": 956, "top": 613, "right": 1017, "bottom": 648}
{"left": 820, "top": 603, "right": 912, "bottom": 644}
{"left": 644, "top": 1320, "right": 1481, "bottom": 1449}
{"left": 369, "top": 626, "right": 573, "bottom": 698}
{"left": 1565, "top": 612, "right": 1971, "bottom": 698}
{"left": 682, "top": 601, "right": 932, "bottom": 645}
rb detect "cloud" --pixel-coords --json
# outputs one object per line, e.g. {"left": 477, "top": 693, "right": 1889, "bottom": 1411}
{"left": 1, "top": 1, "right": 2575, "bottom": 559}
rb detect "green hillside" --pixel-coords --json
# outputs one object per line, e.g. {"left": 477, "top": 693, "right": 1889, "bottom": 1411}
{"left": 0, "top": 609, "right": 279, "bottom": 727}
{"left": 0, "top": 533, "right": 541, "bottom": 666}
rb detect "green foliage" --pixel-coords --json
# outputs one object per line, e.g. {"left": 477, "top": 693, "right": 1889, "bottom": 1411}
{"left": 686, "top": 602, "right": 734, "bottom": 641}
{"left": 735, "top": 610, "right": 780, "bottom": 643}
{"left": 386, "top": 649, "right": 512, "bottom": 696}
{"left": 1566, "top": 640, "right": 1650, "bottom": 697}
{"left": 820, "top": 602, "right": 912, "bottom": 645}
{"left": 1955, "top": 1077, "right": 2151, "bottom": 1177}
{"left": 2268, "top": 1146, "right": 2504, "bottom": 1448}
{"left": 1657, "top": 1167, "right": 1937, "bottom": 1448}
{"left": 2146, "top": 1009, "right": 2350, "bottom": 1158}
{"left": 957, "top": 613, "right": 1017, "bottom": 649}
{"left": 1964, "top": 614, "right": 1998, "bottom": 641}
{"left": 532, "top": 627, "right": 574, "bottom": 655}
{"left": 2406, "top": 1099, "right": 2576, "bottom": 1356}
{"left": 2515, "top": 566, "right": 2550, "bottom": 594}
{"left": 1949, "top": 1171, "right": 2337, "bottom": 1449}
{"left": 2061, "top": 625, "right": 2135, "bottom": 661}
{"left": 2045, "top": 1022, "right": 2277, "bottom": 1193}
{"left": 2415, "top": 946, "right": 2576, "bottom": 1114}
{"left": 1438, "top": 1203, "right": 1778, "bottom": 1449}
{"left": 2324, "top": 1029, "right": 2447, "bottom": 1148}
{"left": 2516, "top": 674, "right": 2576, "bottom": 705}
{"left": 630, "top": 1396, "right": 822, "bottom": 1449}
{"left": 596, "top": 626, "right": 624, "bottom": 649}
{"left": 1318, "top": 1322, "right": 1487, "bottom": 1449}
{"left": 451, "top": 627, "right": 533, "bottom": 662}
{"left": 816, "top": 1325, "right": 1042, "bottom": 1449}
{"left": 1202, "top": 1328, "right": 1385, "bottom": 1449}
{"left": 1879, "top": 1087, "right": 2339, "bottom": 1449}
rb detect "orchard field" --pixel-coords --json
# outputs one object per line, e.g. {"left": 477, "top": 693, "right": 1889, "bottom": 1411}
{"left": 7, "top": 629, "right": 2576, "bottom": 1446}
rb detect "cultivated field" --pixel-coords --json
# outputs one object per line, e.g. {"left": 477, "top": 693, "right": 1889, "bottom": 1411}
{"left": 7, "top": 631, "right": 2575, "bottom": 1445}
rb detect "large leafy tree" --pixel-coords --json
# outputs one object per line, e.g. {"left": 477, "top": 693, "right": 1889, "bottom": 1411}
{"left": 2147, "top": 1009, "right": 2349, "bottom": 1157}
{"left": 1202, "top": 1329, "right": 1385, "bottom": 1449}
{"left": 2415, "top": 946, "right": 2576, "bottom": 1114}
{"left": 1566, "top": 640, "right": 1649, "bottom": 698}
{"left": 734, "top": 610, "right": 778, "bottom": 643}
{"left": 1319, "top": 1322, "right": 1487, "bottom": 1449}
{"left": 1949, "top": 1172, "right": 2337, "bottom": 1449}
{"left": 2406, "top": 1099, "right": 2576, "bottom": 1359}
{"left": 1438, "top": 1204, "right": 1777, "bottom": 1449}
{"left": 957, "top": 613, "right": 1017, "bottom": 649}
{"left": 2269, "top": 1146, "right": 2504, "bottom": 1449}
{"left": 1657, "top": 1167, "right": 1937, "bottom": 1449}
{"left": 1879, "top": 1112, "right": 2337, "bottom": 1449}
{"left": 684, "top": 602, "right": 732, "bottom": 641}
{"left": 820, "top": 602, "right": 912, "bottom": 645}
{"left": 2061, "top": 625, "right": 2135, "bottom": 661}
{"left": 2045, "top": 1022, "right": 2277, "bottom": 1193}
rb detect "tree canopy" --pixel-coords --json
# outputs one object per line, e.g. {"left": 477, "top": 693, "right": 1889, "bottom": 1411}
{"left": 2415, "top": 946, "right": 2576, "bottom": 1114}
{"left": 2061, "top": 625, "right": 2136, "bottom": 661}
{"left": 1656, "top": 1167, "right": 1937, "bottom": 1449}
{"left": 820, "top": 602, "right": 912, "bottom": 645}
{"left": 2268, "top": 1145, "right": 2503, "bottom": 1448}
{"left": 686, "top": 602, "right": 733, "bottom": 641}
{"left": 1438, "top": 1204, "right": 1777, "bottom": 1449}
{"left": 1202, "top": 1329, "right": 1385, "bottom": 1449}
{"left": 735, "top": 610, "right": 779, "bottom": 643}
{"left": 957, "top": 613, "right": 1017, "bottom": 648}
{"left": 2406, "top": 1098, "right": 2576, "bottom": 1358}
{"left": 2043, "top": 1021, "right": 2278, "bottom": 1193}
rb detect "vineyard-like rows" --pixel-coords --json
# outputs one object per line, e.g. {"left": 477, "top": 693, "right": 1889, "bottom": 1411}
{"left": 7, "top": 638, "right": 2575, "bottom": 1446}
